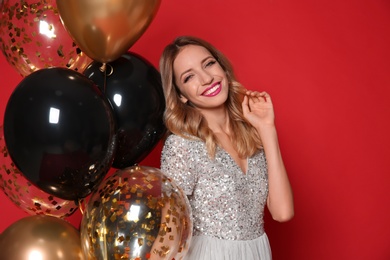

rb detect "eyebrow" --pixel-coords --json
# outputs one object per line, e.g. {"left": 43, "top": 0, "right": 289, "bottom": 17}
{"left": 178, "top": 55, "right": 214, "bottom": 81}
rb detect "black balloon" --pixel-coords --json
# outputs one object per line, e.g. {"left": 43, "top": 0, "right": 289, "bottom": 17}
{"left": 3, "top": 68, "right": 116, "bottom": 200}
{"left": 83, "top": 52, "right": 166, "bottom": 169}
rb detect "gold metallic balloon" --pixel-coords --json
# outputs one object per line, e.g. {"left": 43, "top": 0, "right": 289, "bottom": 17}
{"left": 80, "top": 165, "right": 193, "bottom": 260}
{"left": 56, "top": 0, "right": 161, "bottom": 63}
{"left": 0, "top": 125, "right": 80, "bottom": 218}
{"left": 0, "top": 215, "right": 85, "bottom": 260}
{"left": 0, "top": 0, "right": 92, "bottom": 77}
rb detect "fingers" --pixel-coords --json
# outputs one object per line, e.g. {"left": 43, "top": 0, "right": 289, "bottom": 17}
{"left": 243, "top": 90, "right": 270, "bottom": 103}
{"left": 241, "top": 90, "right": 271, "bottom": 111}
{"left": 241, "top": 94, "right": 251, "bottom": 114}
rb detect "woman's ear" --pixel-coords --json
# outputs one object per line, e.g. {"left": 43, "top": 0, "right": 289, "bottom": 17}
{"left": 179, "top": 94, "right": 188, "bottom": 104}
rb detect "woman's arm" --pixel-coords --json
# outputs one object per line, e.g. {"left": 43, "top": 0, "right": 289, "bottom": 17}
{"left": 242, "top": 91, "right": 294, "bottom": 222}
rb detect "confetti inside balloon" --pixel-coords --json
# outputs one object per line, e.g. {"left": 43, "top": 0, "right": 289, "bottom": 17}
{"left": 80, "top": 165, "right": 193, "bottom": 260}
{"left": 0, "top": 125, "right": 80, "bottom": 218}
{"left": 0, "top": 0, "right": 92, "bottom": 77}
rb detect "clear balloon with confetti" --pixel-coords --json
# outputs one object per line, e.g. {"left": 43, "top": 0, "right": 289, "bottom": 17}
{"left": 0, "top": 0, "right": 91, "bottom": 77}
{"left": 80, "top": 165, "right": 193, "bottom": 260}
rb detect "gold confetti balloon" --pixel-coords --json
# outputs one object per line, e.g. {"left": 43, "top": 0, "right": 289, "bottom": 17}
{"left": 0, "top": 215, "right": 85, "bottom": 260}
{"left": 0, "top": 0, "right": 91, "bottom": 77}
{"left": 80, "top": 165, "right": 193, "bottom": 260}
{"left": 0, "top": 125, "right": 79, "bottom": 218}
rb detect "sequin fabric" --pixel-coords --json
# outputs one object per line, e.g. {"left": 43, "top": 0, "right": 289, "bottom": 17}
{"left": 160, "top": 134, "right": 269, "bottom": 241}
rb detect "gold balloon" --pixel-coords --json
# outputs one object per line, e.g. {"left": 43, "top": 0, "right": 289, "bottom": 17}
{"left": 0, "top": 0, "right": 92, "bottom": 77}
{"left": 0, "top": 215, "right": 85, "bottom": 260}
{"left": 56, "top": 0, "right": 161, "bottom": 63}
{"left": 80, "top": 165, "right": 193, "bottom": 260}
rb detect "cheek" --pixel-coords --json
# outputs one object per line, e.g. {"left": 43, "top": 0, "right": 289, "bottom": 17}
{"left": 218, "top": 70, "right": 229, "bottom": 84}
{"left": 181, "top": 81, "right": 199, "bottom": 95}
{"left": 222, "top": 77, "right": 230, "bottom": 90}
{"left": 176, "top": 84, "right": 193, "bottom": 100}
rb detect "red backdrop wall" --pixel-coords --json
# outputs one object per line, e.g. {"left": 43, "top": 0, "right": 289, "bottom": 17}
{"left": 1, "top": 1, "right": 390, "bottom": 259}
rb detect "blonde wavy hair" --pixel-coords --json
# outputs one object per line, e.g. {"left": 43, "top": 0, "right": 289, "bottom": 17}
{"left": 159, "top": 35, "right": 262, "bottom": 158}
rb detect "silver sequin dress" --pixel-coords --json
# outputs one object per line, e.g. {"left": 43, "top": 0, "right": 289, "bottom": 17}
{"left": 160, "top": 134, "right": 272, "bottom": 260}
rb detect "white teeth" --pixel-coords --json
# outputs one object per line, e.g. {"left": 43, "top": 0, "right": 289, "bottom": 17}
{"left": 203, "top": 84, "right": 220, "bottom": 95}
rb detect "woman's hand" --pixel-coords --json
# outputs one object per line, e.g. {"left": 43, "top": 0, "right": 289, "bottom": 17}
{"left": 242, "top": 90, "right": 275, "bottom": 128}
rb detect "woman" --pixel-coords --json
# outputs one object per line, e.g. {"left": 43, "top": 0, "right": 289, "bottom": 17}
{"left": 159, "top": 35, "right": 294, "bottom": 260}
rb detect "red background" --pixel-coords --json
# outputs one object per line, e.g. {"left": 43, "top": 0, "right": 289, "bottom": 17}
{"left": 1, "top": 1, "right": 390, "bottom": 259}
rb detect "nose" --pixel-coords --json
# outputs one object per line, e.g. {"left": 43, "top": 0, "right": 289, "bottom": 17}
{"left": 199, "top": 70, "right": 213, "bottom": 85}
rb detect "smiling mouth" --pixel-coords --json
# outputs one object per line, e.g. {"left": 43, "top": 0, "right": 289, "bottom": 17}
{"left": 202, "top": 83, "right": 221, "bottom": 96}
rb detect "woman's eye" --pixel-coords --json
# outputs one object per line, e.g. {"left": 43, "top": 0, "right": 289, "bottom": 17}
{"left": 205, "top": 60, "right": 216, "bottom": 67}
{"left": 183, "top": 75, "right": 192, "bottom": 83}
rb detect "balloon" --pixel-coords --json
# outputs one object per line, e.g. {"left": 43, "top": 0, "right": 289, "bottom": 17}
{"left": 0, "top": 0, "right": 92, "bottom": 77}
{"left": 84, "top": 52, "right": 166, "bottom": 169}
{"left": 3, "top": 67, "right": 116, "bottom": 200}
{"left": 56, "top": 0, "right": 161, "bottom": 63}
{"left": 0, "top": 125, "right": 80, "bottom": 218}
{"left": 0, "top": 215, "right": 85, "bottom": 260}
{"left": 80, "top": 165, "right": 192, "bottom": 260}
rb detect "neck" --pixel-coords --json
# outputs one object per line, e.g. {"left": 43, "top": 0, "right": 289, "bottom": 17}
{"left": 200, "top": 106, "right": 231, "bottom": 134}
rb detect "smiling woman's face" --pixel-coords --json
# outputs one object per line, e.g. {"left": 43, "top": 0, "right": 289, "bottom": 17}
{"left": 173, "top": 44, "right": 229, "bottom": 110}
